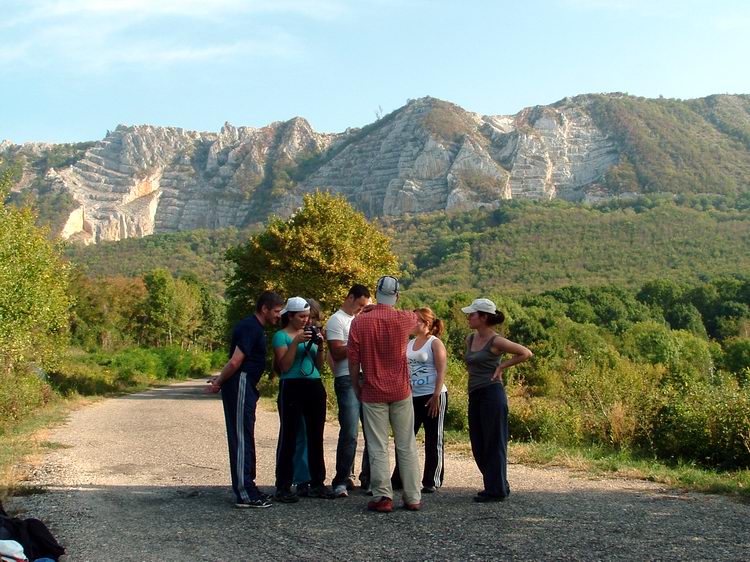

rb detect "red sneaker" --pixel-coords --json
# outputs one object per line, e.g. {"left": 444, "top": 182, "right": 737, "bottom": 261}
{"left": 403, "top": 501, "right": 422, "bottom": 511}
{"left": 367, "top": 496, "right": 393, "bottom": 513}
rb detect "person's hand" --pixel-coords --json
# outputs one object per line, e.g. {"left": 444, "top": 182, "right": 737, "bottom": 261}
{"left": 491, "top": 366, "right": 504, "bottom": 382}
{"left": 426, "top": 394, "right": 440, "bottom": 418}
{"left": 361, "top": 304, "right": 376, "bottom": 314}
{"left": 205, "top": 376, "right": 221, "bottom": 393}
{"left": 293, "top": 329, "right": 312, "bottom": 344}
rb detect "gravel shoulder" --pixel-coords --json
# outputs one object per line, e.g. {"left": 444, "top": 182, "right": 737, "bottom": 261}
{"left": 11, "top": 379, "right": 750, "bottom": 561}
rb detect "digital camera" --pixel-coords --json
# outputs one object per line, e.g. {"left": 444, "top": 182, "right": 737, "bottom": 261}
{"left": 305, "top": 325, "right": 323, "bottom": 346}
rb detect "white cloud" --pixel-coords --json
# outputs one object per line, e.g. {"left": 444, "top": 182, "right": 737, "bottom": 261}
{"left": 5, "top": 0, "right": 348, "bottom": 25}
{"left": 0, "top": 0, "right": 336, "bottom": 70}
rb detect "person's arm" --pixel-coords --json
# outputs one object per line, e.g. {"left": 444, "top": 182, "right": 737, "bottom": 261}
{"left": 326, "top": 318, "right": 348, "bottom": 361}
{"left": 490, "top": 336, "right": 533, "bottom": 381}
{"left": 314, "top": 340, "right": 325, "bottom": 371}
{"left": 347, "top": 327, "right": 362, "bottom": 400}
{"left": 425, "top": 338, "right": 447, "bottom": 418}
{"left": 207, "top": 346, "right": 245, "bottom": 391}
{"left": 328, "top": 339, "right": 347, "bottom": 361}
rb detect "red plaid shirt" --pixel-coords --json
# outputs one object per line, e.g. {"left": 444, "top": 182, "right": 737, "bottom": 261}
{"left": 348, "top": 305, "right": 418, "bottom": 403}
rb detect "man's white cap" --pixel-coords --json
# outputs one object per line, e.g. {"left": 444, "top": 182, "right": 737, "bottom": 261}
{"left": 281, "top": 296, "right": 310, "bottom": 315}
{"left": 461, "top": 298, "right": 497, "bottom": 315}
{"left": 375, "top": 275, "right": 399, "bottom": 306}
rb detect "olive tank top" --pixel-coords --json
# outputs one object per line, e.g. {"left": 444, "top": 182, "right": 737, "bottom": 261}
{"left": 465, "top": 333, "right": 502, "bottom": 393}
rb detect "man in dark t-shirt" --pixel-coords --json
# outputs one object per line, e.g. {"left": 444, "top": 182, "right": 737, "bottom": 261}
{"left": 209, "top": 291, "right": 284, "bottom": 508}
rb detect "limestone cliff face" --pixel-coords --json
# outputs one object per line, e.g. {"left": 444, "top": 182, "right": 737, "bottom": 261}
{"left": 290, "top": 98, "right": 619, "bottom": 217}
{"left": 3, "top": 97, "right": 623, "bottom": 243}
{"left": 38, "top": 120, "right": 334, "bottom": 243}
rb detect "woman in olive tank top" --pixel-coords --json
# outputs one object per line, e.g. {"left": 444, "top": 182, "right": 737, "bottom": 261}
{"left": 462, "top": 298, "right": 533, "bottom": 502}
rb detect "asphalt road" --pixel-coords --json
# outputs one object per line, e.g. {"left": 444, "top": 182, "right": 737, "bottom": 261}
{"left": 12, "top": 379, "right": 750, "bottom": 561}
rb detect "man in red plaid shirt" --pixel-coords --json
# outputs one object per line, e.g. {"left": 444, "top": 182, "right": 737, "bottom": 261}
{"left": 348, "top": 275, "right": 421, "bottom": 512}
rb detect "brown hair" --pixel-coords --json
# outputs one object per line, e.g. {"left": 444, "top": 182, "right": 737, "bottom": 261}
{"left": 415, "top": 307, "right": 444, "bottom": 338}
{"left": 306, "top": 298, "right": 322, "bottom": 327}
{"left": 477, "top": 310, "right": 505, "bottom": 326}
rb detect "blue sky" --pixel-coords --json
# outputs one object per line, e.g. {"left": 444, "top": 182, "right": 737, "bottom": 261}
{"left": 2, "top": 0, "right": 749, "bottom": 144}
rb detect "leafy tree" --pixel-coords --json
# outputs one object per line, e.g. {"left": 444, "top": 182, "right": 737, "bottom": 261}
{"left": 722, "top": 338, "right": 750, "bottom": 384}
{"left": 172, "top": 277, "right": 203, "bottom": 348}
{"left": 69, "top": 273, "right": 147, "bottom": 350}
{"left": 196, "top": 285, "right": 226, "bottom": 351}
{"left": 226, "top": 191, "right": 399, "bottom": 321}
{"left": 637, "top": 279, "right": 684, "bottom": 310}
{"left": 142, "top": 269, "right": 178, "bottom": 346}
{"left": 0, "top": 171, "right": 70, "bottom": 428}
{"left": 0, "top": 172, "right": 70, "bottom": 372}
{"left": 664, "top": 302, "right": 707, "bottom": 338}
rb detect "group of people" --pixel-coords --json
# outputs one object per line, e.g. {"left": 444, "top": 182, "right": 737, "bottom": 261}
{"left": 208, "top": 276, "right": 533, "bottom": 512}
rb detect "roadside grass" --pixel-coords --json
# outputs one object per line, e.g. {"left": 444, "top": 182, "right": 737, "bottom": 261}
{"left": 443, "top": 433, "right": 750, "bottom": 499}
{"left": 509, "top": 441, "right": 750, "bottom": 500}
{"left": 0, "top": 396, "right": 90, "bottom": 505}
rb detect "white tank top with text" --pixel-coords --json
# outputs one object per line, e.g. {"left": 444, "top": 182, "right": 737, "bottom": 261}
{"left": 407, "top": 336, "right": 448, "bottom": 397}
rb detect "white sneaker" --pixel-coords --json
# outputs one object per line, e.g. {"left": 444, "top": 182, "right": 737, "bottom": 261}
{"left": 333, "top": 484, "right": 348, "bottom": 498}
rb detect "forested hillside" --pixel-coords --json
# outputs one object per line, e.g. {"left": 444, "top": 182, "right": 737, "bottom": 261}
{"left": 67, "top": 196, "right": 750, "bottom": 297}
{"left": 64, "top": 227, "right": 254, "bottom": 292}
{"left": 391, "top": 195, "right": 750, "bottom": 296}
{"left": 584, "top": 94, "right": 750, "bottom": 195}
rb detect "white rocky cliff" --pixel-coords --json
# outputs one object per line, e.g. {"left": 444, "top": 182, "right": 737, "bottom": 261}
{"left": 3, "top": 97, "right": 623, "bottom": 243}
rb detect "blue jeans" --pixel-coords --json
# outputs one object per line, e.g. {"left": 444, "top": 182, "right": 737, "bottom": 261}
{"left": 333, "top": 375, "right": 370, "bottom": 487}
{"left": 293, "top": 418, "right": 311, "bottom": 484}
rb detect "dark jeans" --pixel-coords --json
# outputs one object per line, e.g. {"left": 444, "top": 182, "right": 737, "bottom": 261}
{"left": 332, "top": 375, "right": 370, "bottom": 487}
{"left": 275, "top": 378, "right": 327, "bottom": 490}
{"left": 468, "top": 384, "right": 510, "bottom": 498}
{"left": 221, "top": 372, "right": 262, "bottom": 502}
{"left": 392, "top": 391, "right": 448, "bottom": 489}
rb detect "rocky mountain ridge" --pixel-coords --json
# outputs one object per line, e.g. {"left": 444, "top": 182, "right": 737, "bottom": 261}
{"left": 3, "top": 93, "right": 749, "bottom": 244}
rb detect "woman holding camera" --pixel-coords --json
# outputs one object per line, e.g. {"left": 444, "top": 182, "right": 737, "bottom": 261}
{"left": 462, "top": 298, "right": 532, "bottom": 503}
{"left": 272, "top": 296, "right": 330, "bottom": 502}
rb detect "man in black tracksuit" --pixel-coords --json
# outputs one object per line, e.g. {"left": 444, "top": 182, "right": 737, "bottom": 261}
{"left": 209, "top": 291, "right": 284, "bottom": 508}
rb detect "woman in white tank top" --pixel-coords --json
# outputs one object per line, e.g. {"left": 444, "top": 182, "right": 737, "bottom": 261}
{"left": 391, "top": 307, "right": 448, "bottom": 493}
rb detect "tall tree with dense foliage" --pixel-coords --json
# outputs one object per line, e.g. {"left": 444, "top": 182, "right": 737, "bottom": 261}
{"left": 0, "top": 171, "right": 70, "bottom": 428}
{"left": 226, "top": 191, "right": 399, "bottom": 320}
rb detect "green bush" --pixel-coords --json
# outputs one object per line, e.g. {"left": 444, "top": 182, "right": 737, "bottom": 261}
{"left": 723, "top": 338, "right": 750, "bottom": 384}
{"left": 109, "top": 348, "right": 165, "bottom": 382}
{"left": 509, "top": 394, "right": 578, "bottom": 444}
{"left": 151, "top": 346, "right": 212, "bottom": 379}
{"left": 209, "top": 349, "right": 227, "bottom": 370}
{"left": 651, "top": 378, "right": 750, "bottom": 468}
{"left": 0, "top": 368, "right": 52, "bottom": 434}
{"left": 561, "top": 358, "right": 664, "bottom": 449}
{"left": 443, "top": 356, "right": 468, "bottom": 431}
{"left": 47, "top": 357, "right": 121, "bottom": 396}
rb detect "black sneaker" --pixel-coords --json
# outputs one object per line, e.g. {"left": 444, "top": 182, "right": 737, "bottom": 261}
{"left": 235, "top": 497, "right": 272, "bottom": 509}
{"left": 421, "top": 486, "right": 437, "bottom": 493}
{"left": 258, "top": 491, "right": 273, "bottom": 501}
{"left": 473, "top": 492, "right": 506, "bottom": 503}
{"left": 345, "top": 478, "right": 355, "bottom": 491}
{"left": 296, "top": 482, "right": 310, "bottom": 497}
{"left": 308, "top": 485, "right": 335, "bottom": 499}
{"left": 274, "top": 489, "right": 300, "bottom": 503}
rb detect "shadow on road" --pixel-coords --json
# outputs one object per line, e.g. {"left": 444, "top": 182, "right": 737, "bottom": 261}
{"left": 117, "top": 381, "right": 221, "bottom": 401}
{"left": 15, "top": 482, "right": 749, "bottom": 561}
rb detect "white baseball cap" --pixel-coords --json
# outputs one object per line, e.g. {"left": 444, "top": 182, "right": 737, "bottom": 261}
{"left": 281, "top": 296, "right": 310, "bottom": 315}
{"left": 375, "top": 275, "right": 399, "bottom": 305}
{"left": 461, "top": 298, "right": 497, "bottom": 315}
